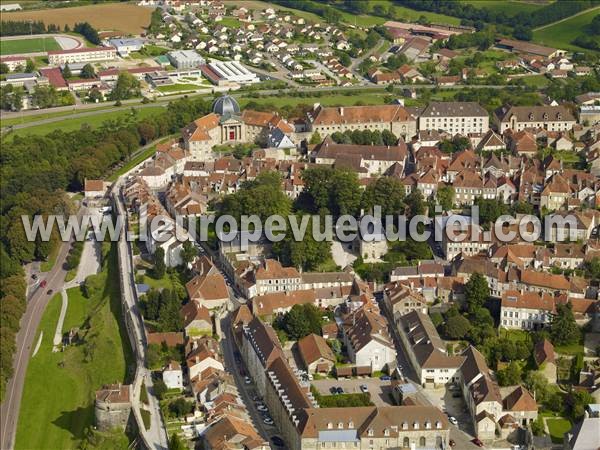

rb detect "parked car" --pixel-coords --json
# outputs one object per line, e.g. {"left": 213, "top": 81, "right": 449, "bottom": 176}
{"left": 448, "top": 416, "right": 458, "bottom": 426}
{"left": 471, "top": 438, "right": 484, "bottom": 447}
{"left": 263, "top": 417, "right": 274, "bottom": 425}
{"left": 257, "top": 404, "right": 268, "bottom": 412}
{"left": 47, "top": 289, "right": 53, "bottom": 295}
{"left": 40, "top": 280, "right": 47, "bottom": 288}
{"left": 244, "top": 376, "right": 252, "bottom": 384}
{"left": 360, "top": 384, "right": 368, "bottom": 393}
{"left": 379, "top": 375, "right": 391, "bottom": 381}
{"left": 336, "top": 387, "right": 344, "bottom": 394}
{"left": 31, "top": 274, "right": 37, "bottom": 280}
{"left": 330, "top": 386, "right": 338, "bottom": 395}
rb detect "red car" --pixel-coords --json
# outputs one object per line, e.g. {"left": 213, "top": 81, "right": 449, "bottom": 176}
{"left": 40, "top": 280, "right": 47, "bottom": 288}
{"left": 471, "top": 438, "right": 484, "bottom": 447}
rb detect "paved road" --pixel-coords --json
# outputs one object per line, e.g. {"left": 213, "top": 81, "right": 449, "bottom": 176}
{"left": 113, "top": 179, "right": 169, "bottom": 450}
{"left": 533, "top": 5, "right": 600, "bottom": 31}
{"left": 0, "top": 237, "right": 72, "bottom": 450}
{"left": 1, "top": 83, "right": 521, "bottom": 132}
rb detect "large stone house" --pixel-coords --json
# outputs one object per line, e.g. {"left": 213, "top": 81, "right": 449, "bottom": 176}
{"left": 495, "top": 105, "right": 576, "bottom": 133}
{"left": 341, "top": 307, "right": 396, "bottom": 373}
{"left": 418, "top": 102, "right": 489, "bottom": 135}
{"left": 307, "top": 104, "right": 417, "bottom": 139}
{"left": 397, "top": 311, "right": 464, "bottom": 388}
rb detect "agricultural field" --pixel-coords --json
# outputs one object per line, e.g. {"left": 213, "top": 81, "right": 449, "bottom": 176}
{"left": 532, "top": 7, "right": 600, "bottom": 52}
{"left": 0, "top": 37, "right": 60, "bottom": 55}
{"left": 460, "top": 0, "right": 549, "bottom": 16}
{"left": 14, "top": 248, "right": 132, "bottom": 450}
{"left": 1, "top": 3, "right": 152, "bottom": 34}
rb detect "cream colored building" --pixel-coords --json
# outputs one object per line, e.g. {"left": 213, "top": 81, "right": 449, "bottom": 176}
{"left": 307, "top": 104, "right": 417, "bottom": 139}
{"left": 418, "top": 102, "right": 489, "bottom": 135}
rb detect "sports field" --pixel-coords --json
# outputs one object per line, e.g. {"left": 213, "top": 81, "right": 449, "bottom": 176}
{"left": 532, "top": 7, "right": 600, "bottom": 52}
{"left": 1, "top": 3, "right": 152, "bottom": 34}
{"left": 0, "top": 37, "right": 60, "bottom": 55}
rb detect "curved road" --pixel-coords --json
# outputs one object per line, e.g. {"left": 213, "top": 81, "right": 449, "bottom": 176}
{"left": 0, "top": 238, "right": 73, "bottom": 450}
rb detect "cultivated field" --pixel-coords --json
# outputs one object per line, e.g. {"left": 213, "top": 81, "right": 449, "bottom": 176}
{"left": 1, "top": 3, "right": 152, "bottom": 34}
{"left": 0, "top": 37, "right": 60, "bottom": 55}
{"left": 532, "top": 7, "right": 600, "bottom": 52}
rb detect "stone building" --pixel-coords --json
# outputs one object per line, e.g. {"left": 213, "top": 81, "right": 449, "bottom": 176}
{"left": 418, "top": 102, "right": 489, "bottom": 135}
{"left": 94, "top": 383, "right": 132, "bottom": 431}
{"left": 495, "top": 105, "right": 576, "bottom": 133}
{"left": 307, "top": 104, "right": 417, "bottom": 139}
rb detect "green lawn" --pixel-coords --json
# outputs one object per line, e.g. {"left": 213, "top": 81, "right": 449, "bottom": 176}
{"left": 520, "top": 75, "right": 551, "bottom": 89}
{"left": 371, "top": 0, "right": 462, "bottom": 26}
{"left": 1, "top": 105, "right": 125, "bottom": 127}
{"left": 0, "top": 37, "right": 60, "bottom": 55}
{"left": 219, "top": 17, "right": 241, "bottom": 28}
{"left": 5, "top": 106, "right": 165, "bottom": 138}
{"left": 157, "top": 83, "right": 201, "bottom": 93}
{"left": 108, "top": 145, "right": 157, "bottom": 182}
{"left": 546, "top": 417, "right": 572, "bottom": 443}
{"left": 533, "top": 7, "right": 600, "bottom": 52}
{"left": 460, "top": 0, "right": 547, "bottom": 16}
{"left": 15, "top": 247, "right": 133, "bottom": 450}
{"left": 554, "top": 341, "right": 584, "bottom": 356}
{"left": 40, "top": 243, "right": 60, "bottom": 272}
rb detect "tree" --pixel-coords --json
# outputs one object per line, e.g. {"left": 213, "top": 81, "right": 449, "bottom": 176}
{"left": 0, "top": 63, "right": 9, "bottom": 74}
{"left": 154, "top": 379, "right": 167, "bottom": 400}
{"left": 109, "top": 72, "right": 141, "bottom": 100}
{"left": 444, "top": 314, "right": 471, "bottom": 339}
{"left": 565, "top": 390, "right": 594, "bottom": 421}
{"left": 24, "top": 59, "right": 35, "bottom": 73}
{"left": 180, "top": 241, "right": 197, "bottom": 267}
{"left": 302, "top": 167, "right": 361, "bottom": 217}
{"left": 474, "top": 198, "right": 508, "bottom": 228}
{"left": 513, "top": 25, "right": 532, "bottom": 41}
{"left": 168, "top": 398, "right": 193, "bottom": 417}
{"left": 591, "top": 14, "right": 600, "bottom": 35}
{"left": 405, "top": 189, "right": 425, "bottom": 217}
{"left": 169, "top": 433, "right": 186, "bottom": 450}
{"left": 158, "top": 289, "right": 182, "bottom": 332}
{"left": 436, "top": 185, "right": 455, "bottom": 211}
{"left": 62, "top": 63, "right": 72, "bottom": 79}
{"left": 272, "top": 216, "right": 331, "bottom": 271}
{"left": 154, "top": 248, "right": 166, "bottom": 279}
{"left": 496, "top": 361, "right": 522, "bottom": 386}
{"left": 361, "top": 177, "right": 405, "bottom": 216}
{"left": 80, "top": 63, "right": 96, "bottom": 79}
{"left": 282, "top": 305, "right": 311, "bottom": 340}
{"left": 309, "top": 131, "right": 322, "bottom": 145}
{"left": 550, "top": 302, "right": 580, "bottom": 346}
{"left": 464, "top": 272, "right": 489, "bottom": 313}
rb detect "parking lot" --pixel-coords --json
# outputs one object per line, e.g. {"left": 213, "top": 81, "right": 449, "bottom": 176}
{"left": 311, "top": 378, "right": 396, "bottom": 407}
{"left": 421, "top": 386, "right": 475, "bottom": 436}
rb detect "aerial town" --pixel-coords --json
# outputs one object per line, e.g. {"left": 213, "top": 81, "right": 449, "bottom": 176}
{"left": 1, "top": 1, "right": 600, "bottom": 450}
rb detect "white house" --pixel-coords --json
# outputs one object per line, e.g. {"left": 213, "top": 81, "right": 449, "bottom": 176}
{"left": 163, "top": 360, "right": 183, "bottom": 389}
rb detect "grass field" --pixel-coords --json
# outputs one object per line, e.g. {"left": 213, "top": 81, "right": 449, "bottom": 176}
{"left": 0, "top": 37, "right": 60, "bottom": 55}
{"left": 5, "top": 105, "right": 165, "bottom": 138}
{"left": 546, "top": 418, "right": 572, "bottom": 443}
{"left": 14, "top": 247, "right": 133, "bottom": 450}
{"left": 1, "top": 3, "right": 152, "bottom": 34}
{"left": 533, "top": 7, "right": 600, "bottom": 52}
{"left": 218, "top": 17, "right": 242, "bottom": 28}
{"left": 157, "top": 83, "right": 200, "bottom": 93}
{"left": 460, "top": 0, "right": 548, "bottom": 16}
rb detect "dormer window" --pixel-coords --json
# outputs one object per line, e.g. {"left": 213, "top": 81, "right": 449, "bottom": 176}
{"left": 384, "top": 429, "right": 390, "bottom": 436}
{"left": 338, "top": 422, "right": 343, "bottom": 429}
{"left": 436, "top": 421, "right": 442, "bottom": 429}
{"left": 557, "top": 112, "right": 562, "bottom": 120}
{"left": 543, "top": 113, "right": 548, "bottom": 120}
{"left": 368, "top": 428, "right": 374, "bottom": 436}
{"left": 529, "top": 113, "right": 534, "bottom": 121}
{"left": 327, "top": 422, "right": 333, "bottom": 429}
{"left": 414, "top": 422, "right": 420, "bottom": 429}
{"left": 402, "top": 422, "right": 408, "bottom": 430}
{"left": 425, "top": 421, "right": 431, "bottom": 429}
{"left": 348, "top": 421, "right": 354, "bottom": 428}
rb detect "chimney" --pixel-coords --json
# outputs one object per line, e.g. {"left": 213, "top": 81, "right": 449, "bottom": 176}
{"left": 339, "top": 107, "right": 344, "bottom": 116}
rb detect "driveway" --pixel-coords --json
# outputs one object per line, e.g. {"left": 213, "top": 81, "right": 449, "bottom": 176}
{"left": 311, "top": 378, "right": 395, "bottom": 407}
